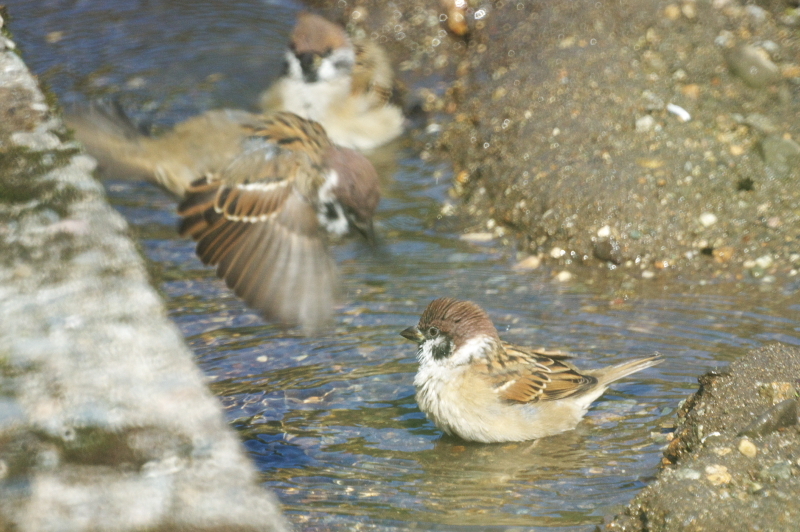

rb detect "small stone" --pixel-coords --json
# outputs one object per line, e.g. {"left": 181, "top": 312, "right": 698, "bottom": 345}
{"left": 642, "top": 270, "right": 655, "bottom": 279}
{"left": 597, "top": 225, "right": 612, "bottom": 238}
{"left": 738, "top": 439, "right": 757, "bottom": 458}
{"left": 256, "top": 356, "right": 268, "bottom": 363}
{"left": 664, "top": 4, "right": 681, "bottom": 20}
{"left": 676, "top": 468, "right": 702, "bottom": 480}
{"left": 712, "top": 246, "right": 735, "bottom": 263}
{"left": 681, "top": 1, "right": 697, "bottom": 19}
{"left": 758, "top": 382, "right": 797, "bottom": 405}
{"left": 754, "top": 255, "right": 774, "bottom": 269}
{"left": 743, "top": 113, "right": 779, "bottom": 135}
{"left": 550, "top": 247, "right": 565, "bottom": 259}
{"left": 636, "top": 115, "right": 656, "bottom": 132}
{"left": 460, "top": 232, "right": 494, "bottom": 243}
{"left": 699, "top": 213, "right": 718, "bottom": 227}
{"left": 555, "top": 270, "right": 573, "bottom": 282}
{"left": 593, "top": 238, "right": 623, "bottom": 265}
{"left": 706, "top": 464, "right": 732, "bottom": 486}
{"left": 759, "top": 461, "right": 793, "bottom": 482}
{"left": 759, "top": 136, "right": 800, "bottom": 178}
{"left": 725, "top": 44, "right": 781, "bottom": 88}
{"left": 513, "top": 255, "right": 542, "bottom": 270}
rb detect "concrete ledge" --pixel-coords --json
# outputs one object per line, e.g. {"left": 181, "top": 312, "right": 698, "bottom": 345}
{"left": 0, "top": 10, "right": 288, "bottom": 531}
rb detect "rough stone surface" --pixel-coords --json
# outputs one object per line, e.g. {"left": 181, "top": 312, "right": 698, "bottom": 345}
{"left": 605, "top": 344, "right": 800, "bottom": 532}
{"left": 0, "top": 10, "right": 288, "bottom": 531}
{"left": 310, "top": 0, "right": 800, "bottom": 282}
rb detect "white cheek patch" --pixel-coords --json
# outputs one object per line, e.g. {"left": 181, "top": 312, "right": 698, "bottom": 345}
{"left": 284, "top": 51, "right": 303, "bottom": 81}
{"left": 448, "top": 335, "right": 494, "bottom": 367}
{"left": 316, "top": 169, "right": 349, "bottom": 236}
{"left": 316, "top": 48, "right": 355, "bottom": 81}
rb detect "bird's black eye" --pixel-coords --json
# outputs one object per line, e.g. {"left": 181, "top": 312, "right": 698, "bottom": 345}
{"left": 428, "top": 326, "right": 439, "bottom": 337}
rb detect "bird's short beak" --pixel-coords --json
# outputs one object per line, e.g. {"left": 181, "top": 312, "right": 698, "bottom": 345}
{"left": 400, "top": 326, "right": 424, "bottom": 343}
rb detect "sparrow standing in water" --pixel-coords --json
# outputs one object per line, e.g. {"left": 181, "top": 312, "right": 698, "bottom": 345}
{"left": 178, "top": 112, "right": 380, "bottom": 332}
{"left": 259, "top": 11, "right": 404, "bottom": 151}
{"left": 401, "top": 298, "right": 662, "bottom": 443}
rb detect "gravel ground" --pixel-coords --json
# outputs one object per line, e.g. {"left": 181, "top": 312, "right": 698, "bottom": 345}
{"left": 311, "top": 0, "right": 800, "bottom": 283}
{"left": 606, "top": 344, "right": 800, "bottom": 532}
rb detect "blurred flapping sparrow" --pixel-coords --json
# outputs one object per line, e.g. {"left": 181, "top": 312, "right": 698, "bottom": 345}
{"left": 178, "top": 112, "right": 380, "bottom": 332}
{"left": 401, "top": 298, "right": 662, "bottom": 443}
{"left": 65, "top": 13, "right": 401, "bottom": 197}
{"left": 259, "top": 11, "right": 404, "bottom": 151}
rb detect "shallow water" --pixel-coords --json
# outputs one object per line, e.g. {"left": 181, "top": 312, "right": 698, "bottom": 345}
{"left": 7, "top": 1, "right": 800, "bottom": 530}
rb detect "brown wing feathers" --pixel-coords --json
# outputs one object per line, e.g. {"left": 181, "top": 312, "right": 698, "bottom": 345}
{"left": 175, "top": 112, "right": 342, "bottom": 331}
{"left": 494, "top": 346, "right": 599, "bottom": 404}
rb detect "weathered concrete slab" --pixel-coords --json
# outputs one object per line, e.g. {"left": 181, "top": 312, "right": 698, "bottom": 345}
{"left": 0, "top": 10, "right": 288, "bottom": 531}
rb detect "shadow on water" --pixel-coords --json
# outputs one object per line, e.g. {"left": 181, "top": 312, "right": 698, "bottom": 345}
{"left": 6, "top": 1, "right": 800, "bottom": 530}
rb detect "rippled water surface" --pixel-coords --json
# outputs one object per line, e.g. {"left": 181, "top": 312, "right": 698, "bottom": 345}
{"left": 7, "top": 1, "right": 800, "bottom": 530}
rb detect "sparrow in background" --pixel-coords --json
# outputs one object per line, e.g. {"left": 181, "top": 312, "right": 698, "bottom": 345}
{"left": 401, "top": 298, "right": 662, "bottom": 443}
{"left": 64, "top": 12, "right": 402, "bottom": 197}
{"left": 259, "top": 11, "right": 404, "bottom": 151}
{"left": 178, "top": 112, "right": 380, "bottom": 332}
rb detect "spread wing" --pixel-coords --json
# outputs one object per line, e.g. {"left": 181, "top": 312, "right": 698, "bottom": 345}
{"left": 487, "top": 344, "right": 598, "bottom": 404}
{"left": 177, "top": 130, "right": 338, "bottom": 333}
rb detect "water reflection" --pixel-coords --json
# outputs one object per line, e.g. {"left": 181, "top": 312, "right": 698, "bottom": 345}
{"left": 6, "top": 1, "right": 800, "bottom": 529}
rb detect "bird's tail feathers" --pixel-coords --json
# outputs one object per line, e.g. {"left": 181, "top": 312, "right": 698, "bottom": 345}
{"left": 593, "top": 354, "right": 662, "bottom": 387}
{"left": 64, "top": 100, "right": 158, "bottom": 183}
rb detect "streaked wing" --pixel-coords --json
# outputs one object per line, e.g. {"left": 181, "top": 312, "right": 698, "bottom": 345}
{"left": 177, "top": 125, "right": 337, "bottom": 332}
{"left": 489, "top": 344, "right": 598, "bottom": 404}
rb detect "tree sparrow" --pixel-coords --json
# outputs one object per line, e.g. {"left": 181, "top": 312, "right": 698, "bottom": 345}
{"left": 401, "top": 298, "right": 662, "bottom": 443}
{"left": 258, "top": 11, "right": 404, "bottom": 151}
{"left": 177, "top": 112, "right": 380, "bottom": 332}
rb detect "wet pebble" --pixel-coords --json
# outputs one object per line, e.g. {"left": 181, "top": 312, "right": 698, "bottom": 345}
{"left": 555, "top": 270, "right": 573, "bottom": 282}
{"left": 699, "top": 213, "right": 718, "bottom": 227}
{"left": 759, "top": 135, "right": 800, "bottom": 178}
{"left": 593, "top": 238, "right": 623, "bottom": 265}
{"left": 759, "top": 461, "right": 793, "bottom": 482}
{"left": 741, "top": 113, "right": 779, "bottom": 135}
{"left": 725, "top": 44, "right": 781, "bottom": 88}
{"left": 675, "top": 468, "right": 702, "bottom": 480}
{"left": 754, "top": 255, "right": 774, "bottom": 269}
{"left": 705, "top": 464, "right": 732, "bottom": 486}
{"left": 636, "top": 115, "right": 657, "bottom": 132}
{"left": 460, "top": 232, "right": 494, "bottom": 242}
{"left": 738, "top": 438, "right": 757, "bottom": 458}
{"left": 758, "top": 381, "right": 797, "bottom": 405}
{"left": 512, "top": 255, "right": 542, "bottom": 270}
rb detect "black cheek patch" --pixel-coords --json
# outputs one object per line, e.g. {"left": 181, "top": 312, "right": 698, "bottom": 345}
{"left": 431, "top": 339, "right": 454, "bottom": 360}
